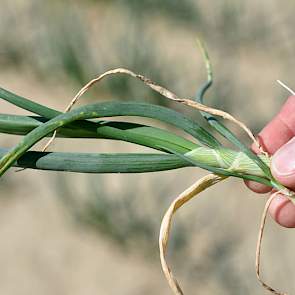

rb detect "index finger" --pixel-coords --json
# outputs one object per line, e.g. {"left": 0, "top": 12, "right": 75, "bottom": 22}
{"left": 245, "top": 95, "right": 295, "bottom": 193}
{"left": 249, "top": 95, "right": 295, "bottom": 228}
{"left": 257, "top": 95, "right": 295, "bottom": 154}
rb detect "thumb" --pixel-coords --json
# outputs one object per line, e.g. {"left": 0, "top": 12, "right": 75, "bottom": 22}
{"left": 270, "top": 137, "right": 295, "bottom": 228}
{"left": 271, "top": 136, "right": 295, "bottom": 190}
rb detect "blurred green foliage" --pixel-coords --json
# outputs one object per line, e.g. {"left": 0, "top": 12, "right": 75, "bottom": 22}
{"left": 116, "top": 0, "right": 200, "bottom": 24}
{"left": 55, "top": 173, "right": 189, "bottom": 254}
{"left": 2, "top": 0, "right": 295, "bottom": 251}
{"left": 2, "top": 1, "right": 295, "bottom": 293}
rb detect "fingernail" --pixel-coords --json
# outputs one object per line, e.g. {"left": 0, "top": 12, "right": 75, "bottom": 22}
{"left": 272, "top": 137, "right": 295, "bottom": 176}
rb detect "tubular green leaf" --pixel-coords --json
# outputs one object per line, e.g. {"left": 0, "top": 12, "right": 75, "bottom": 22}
{"left": 0, "top": 99, "right": 273, "bottom": 185}
{"left": 0, "top": 87, "right": 59, "bottom": 117}
{"left": 0, "top": 102, "right": 208, "bottom": 176}
{"left": 0, "top": 148, "right": 189, "bottom": 173}
{"left": 177, "top": 150, "right": 271, "bottom": 186}
{"left": 195, "top": 39, "right": 272, "bottom": 178}
{"left": 0, "top": 113, "right": 198, "bottom": 154}
{"left": 162, "top": 146, "right": 272, "bottom": 186}
{"left": 0, "top": 86, "right": 220, "bottom": 148}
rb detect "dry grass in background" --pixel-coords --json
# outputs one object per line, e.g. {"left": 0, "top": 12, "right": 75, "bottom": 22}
{"left": 1, "top": 0, "right": 295, "bottom": 294}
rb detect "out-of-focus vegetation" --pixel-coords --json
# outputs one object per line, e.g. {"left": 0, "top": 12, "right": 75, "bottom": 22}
{"left": 2, "top": 0, "right": 295, "bottom": 124}
{"left": 1, "top": 1, "right": 295, "bottom": 294}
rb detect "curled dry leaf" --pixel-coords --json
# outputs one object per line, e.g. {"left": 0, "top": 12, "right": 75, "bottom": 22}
{"left": 42, "top": 67, "right": 260, "bottom": 152}
{"left": 256, "top": 192, "right": 288, "bottom": 295}
{"left": 159, "top": 174, "right": 227, "bottom": 295}
{"left": 38, "top": 68, "right": 293, "bottom": 295}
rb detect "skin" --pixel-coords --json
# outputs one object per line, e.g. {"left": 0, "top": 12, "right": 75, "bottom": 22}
{"left": 245, "top": 95, "right": 295, "bottom": 228}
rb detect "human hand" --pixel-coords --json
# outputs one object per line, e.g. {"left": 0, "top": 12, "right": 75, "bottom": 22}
{"left": 246, "top": 95, "right": 295, "bottom": 228}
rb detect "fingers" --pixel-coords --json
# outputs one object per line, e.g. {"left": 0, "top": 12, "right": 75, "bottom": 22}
{"left": 244, "top": 180, "right": 272, "bottom": 194}
{"left": 246, "top": 96, "right": 295, "bottom": 227}
{"left": 246, "top": 95, "right": 295, "bottom": 193}
{"left": 244, "top": 139, "right": 272, "bottom": 194}
{"left": 271, "top": 137, "right": 295, "bottom": 190}
{"left": 269, "top": 193, "right": 295, "bottom": 228}
{"left": 268, "top": 95, "right": 295, "bottom": 191}
{"left": 257, "top": 95, "right": 295, "bottom": 154}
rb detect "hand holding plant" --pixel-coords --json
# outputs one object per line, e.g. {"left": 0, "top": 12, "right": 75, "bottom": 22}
{"left": 247, "top": 95, "right": 295, "bottom": 228}
{"left": 0, "top": 41, "right": 293, "bottom": 295}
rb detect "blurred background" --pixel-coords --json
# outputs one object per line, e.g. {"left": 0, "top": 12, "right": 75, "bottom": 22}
{"left": 1, "top": 0, "right": 295, "bottom": 294}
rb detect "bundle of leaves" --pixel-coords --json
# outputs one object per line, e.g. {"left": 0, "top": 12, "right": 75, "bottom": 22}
{"left": 0, "top": 42, "right": 292, "bottom": 295}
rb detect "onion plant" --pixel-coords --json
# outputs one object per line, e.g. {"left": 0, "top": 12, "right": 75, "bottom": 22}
{"left": 0, "top": 42, "right": 292, "bottom": 295}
